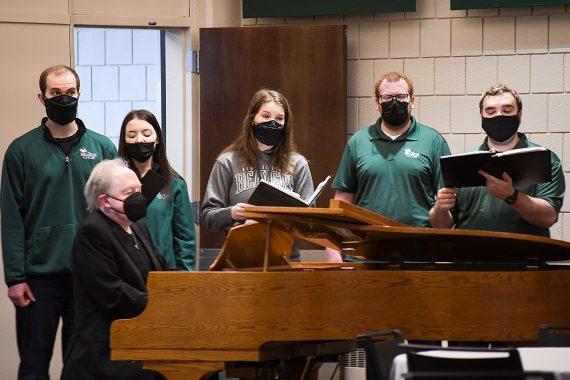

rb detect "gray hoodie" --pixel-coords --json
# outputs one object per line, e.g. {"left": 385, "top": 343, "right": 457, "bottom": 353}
{"left": 201, "top": 149, "right": 314, "bottom": 233}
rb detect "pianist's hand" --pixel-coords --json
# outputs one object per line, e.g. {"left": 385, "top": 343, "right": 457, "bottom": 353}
{"left": 231, "top": 202, "right": 249, "bottom": 221}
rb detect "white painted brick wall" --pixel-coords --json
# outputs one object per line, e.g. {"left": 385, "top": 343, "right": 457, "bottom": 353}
{"left": 498, "top": 55, "right": 530, "bottom": 93}
{"left": 357, "top": 97, "right": 378, "bottom": 130}
{"left": 441, "top": 133, "right": 465, "bottom": 154}
{"left": 451, "top": 18, "right": 482, "bottom": 56}
{"left": 75, "top": 66, "right": 92, "bottom": 102}
{"left": 106, "top": 29, "right": 132, "bottom": 65}
{"left": 450, "top": 95, "right": 481, "bottom": 133}
{"left": 347, "top": 98, "right": 358, "bottom": 134}
{"left": 548, "top": 93, "right": 570, "bottom": 132}
{"left": 531, "top": 54, "right": 564, "bottom": 93}
{"left": 549, "top": 14, "right": 570, "bottom": 53}
{"left": 75, "top": 27, "right": 162, "bottom": 144}
{"left": 520, "top": 94, "right": 548, "bottom": 133}
{"left": 435, "top": 57, "right": 465, "bottom": 95}
{"left": 347, "top": 24, "right": 359, "bottom": 60}
{"left": 119, "top": 65, "right": 146, "bottom": 101}
{"left": 348, "top": 60, "right": 373, "bottom": 97}
{"left": 420, "top": 19, "right": 451, "bottom": 57}
{"left": 390, "top": 20, "right": 420, "bottom": 58}
{"left": 105, "top": 102, "right": 133, "bottom": 138}
{"left": 133, "top": 30, "right": 159, "bottom": 64}
{"left": 419, "top": 96, "right": 451, "bottom": 134}
{"left": 565, "top": 54, "right": 570, "bottom": 92}
{"left": 77, "top": 102, "right": 104, "bottom": 134}
{"left": 516, "top": 16, "right": 548, "bottom": 54}
{"left": 483, "top": 17, "right": 515, "bottom": 55}
{"left": 373, "top": 59, "right": 404, "bottom": 79}
{"left": 404, "top": 58, "right": 435, "bottom": 95}
{"left": 466, "top": 56, "right": 497, "bottom": 95}
{"left": 359, "top": 22, "right": 389, "bottom": 59}
{"left": 92, "top": 66, "right": 119, "bottom": 101}
{"left": 77, "top": 29, "right": 105, "bottom": 66}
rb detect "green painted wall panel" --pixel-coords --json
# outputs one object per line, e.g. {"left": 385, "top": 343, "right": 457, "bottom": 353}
{"left": 242, "top": 0, "right": 415, "bottom": 18}
{"left": 451, "top": 0, "right": 569, "bottom": 10}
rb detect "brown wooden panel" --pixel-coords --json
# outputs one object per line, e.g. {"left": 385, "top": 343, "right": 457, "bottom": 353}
{"left": 112, "top": 269, "right": 570, "bottom": 356}
{"left": 199, "top": 25, "right": 347, "bottom": 248}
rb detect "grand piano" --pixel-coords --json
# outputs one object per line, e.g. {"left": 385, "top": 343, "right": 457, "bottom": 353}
{"left": 111, "top": 200, "right": 570, "bottom": 379}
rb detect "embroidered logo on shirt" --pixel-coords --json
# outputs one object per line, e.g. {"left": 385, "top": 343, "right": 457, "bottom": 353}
{"left": 79, "top": 147, "right": 98, "bottom": 160}
{"left": 156, "top": 192, "right": 168, "bottom": 200}
{"left": 404, "top": 148, "right": 420, "bottom": 159}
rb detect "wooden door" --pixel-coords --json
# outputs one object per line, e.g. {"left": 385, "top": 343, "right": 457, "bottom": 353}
{"left": 199, "top": 25, "right": 347, "bottom": 249}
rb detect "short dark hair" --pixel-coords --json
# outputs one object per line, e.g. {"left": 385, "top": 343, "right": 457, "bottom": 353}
{"left": 39, "top": 65, "right": 80, "bottom": 95}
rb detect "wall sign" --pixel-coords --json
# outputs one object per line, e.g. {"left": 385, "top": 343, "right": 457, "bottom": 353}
{"left": 451, "top": 0, "right": 570, "bottom": 9}
{"left": 242, "top": 0, "right": 415, "bottom": 18}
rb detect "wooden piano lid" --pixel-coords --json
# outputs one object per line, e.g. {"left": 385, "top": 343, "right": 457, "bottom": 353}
{"left": 237, "top": 199, "right": 570, "bottom": 267}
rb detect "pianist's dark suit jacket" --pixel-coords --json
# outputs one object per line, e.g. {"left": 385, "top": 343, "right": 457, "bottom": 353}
{"left": 61, "top": 210, "right": 169, "bottom": 380}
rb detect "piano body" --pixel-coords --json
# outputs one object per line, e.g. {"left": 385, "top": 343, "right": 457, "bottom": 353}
{"left": 111, "top": 200, "right": 570, "bottom": 379}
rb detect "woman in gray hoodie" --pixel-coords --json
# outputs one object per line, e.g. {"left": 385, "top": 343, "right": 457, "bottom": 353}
{"left": 201, "top": 88, "right": 314, "bottom": 260}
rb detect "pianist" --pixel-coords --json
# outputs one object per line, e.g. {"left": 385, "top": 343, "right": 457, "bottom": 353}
{"left": 61, "top": 159, "right": 168, "bottom": 380}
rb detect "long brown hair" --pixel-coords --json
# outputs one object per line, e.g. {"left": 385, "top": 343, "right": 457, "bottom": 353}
{"left": 117, "top": 109, "right": 173, "bottom": 186}
{"left": 224, "top": 88, "right": 297, "bottom": 173}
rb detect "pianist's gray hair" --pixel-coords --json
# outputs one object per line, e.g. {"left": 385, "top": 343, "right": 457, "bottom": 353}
{"left": 479, "top": 84, "right": 522, "bottom": 114}
{"left": 84, "top": 158, "right": 129, "bottom": 212}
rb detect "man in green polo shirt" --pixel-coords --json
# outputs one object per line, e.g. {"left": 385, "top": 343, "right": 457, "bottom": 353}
{"left": 429, "top": 84, "right": 564, "bottom": 237}
{"left": 327, "top": 72, "right": 450, "bottom": 261}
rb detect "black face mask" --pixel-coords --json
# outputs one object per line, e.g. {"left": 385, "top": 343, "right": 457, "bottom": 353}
{"left": 252, "top": 120, "right": 285, "bottom": 146}
{"left": 125, "top": 142, "right": 156, "bottom": 163}
{"left": 44, "top": 94, "right": 78, "bottom": 126}
{"left": 381, "top": 99, "right": 410, "bottom": 127}
{"left": 482, "top": 115, "right": 520, "bottom": 143}
{"left": 107, "top": 192, "right": 148, "bottom": 222}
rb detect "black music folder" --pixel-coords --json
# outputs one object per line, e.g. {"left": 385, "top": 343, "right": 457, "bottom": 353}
{"left": 440, "top": 147, "right": 551, "bottom": 188}
{"left": 140, "top": 170, "right": 168, "bottom": 205}
{"left": 248, "top": 175, "right": 331, "bottom": 207}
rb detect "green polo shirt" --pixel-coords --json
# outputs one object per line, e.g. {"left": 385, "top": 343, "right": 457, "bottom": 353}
{"left": 453, "top": 134, "right": 565, "bottom": 237}
{"left": 333, "top": 117, "right": 450, "bottom": 227}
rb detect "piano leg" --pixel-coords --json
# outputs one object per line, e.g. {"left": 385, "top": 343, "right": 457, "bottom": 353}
{"left": 144, "top": 361, "right": 225, "bottom": 380}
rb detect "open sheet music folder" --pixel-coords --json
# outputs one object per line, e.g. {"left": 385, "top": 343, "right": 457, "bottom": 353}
{"left": 440, "top": 147, "right": 551, "bottom": 188}
{"left": 247, "top": 175, "right": 331, "bottom": 207}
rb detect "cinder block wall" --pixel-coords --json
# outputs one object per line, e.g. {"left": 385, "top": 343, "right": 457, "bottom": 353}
{"left": 242, "top": 0, "right": 570, "bottom": 240}
{"left": 74, "top": 28, "right": 162, "bottom": 146}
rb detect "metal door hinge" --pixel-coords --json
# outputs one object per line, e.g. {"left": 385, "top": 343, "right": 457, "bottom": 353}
{"left": 186, "top": 50, "right": 199, "bottom": 74}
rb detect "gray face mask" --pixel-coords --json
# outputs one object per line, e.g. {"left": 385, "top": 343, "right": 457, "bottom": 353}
{"left": 107, "top": 192, "right": 147, "bottom": 222}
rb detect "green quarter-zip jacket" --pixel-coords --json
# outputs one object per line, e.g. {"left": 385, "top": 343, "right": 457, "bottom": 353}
{"left": 1, "top": 118, "right": 117, "bottom": 286}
